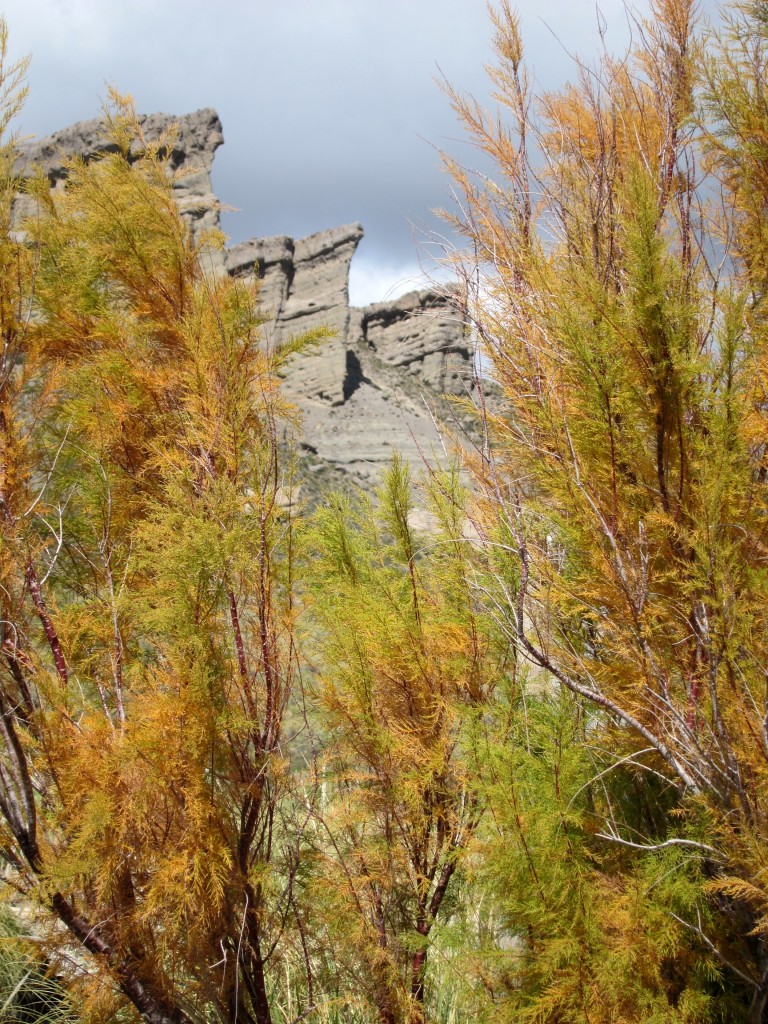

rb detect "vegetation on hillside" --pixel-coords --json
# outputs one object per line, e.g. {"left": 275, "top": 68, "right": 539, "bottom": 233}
{"left": 2, "top": 1, "right": 768, "bottom": 1022}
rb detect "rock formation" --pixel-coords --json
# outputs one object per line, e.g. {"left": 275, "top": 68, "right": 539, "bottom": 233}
{"left": 227, "top": 223, "right": 364, "bottom": 407}
{"left": 15, "top": 108, "right": 475, "bottom": 495}
{"left": 14, "top": 107, "right": 225, "bottom": 250}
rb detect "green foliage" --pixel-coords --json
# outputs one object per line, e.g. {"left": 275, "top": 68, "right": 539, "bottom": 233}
{"left": 0, "top": 911, "right": 74, "bottom": 1024}
{"left": 461, "top": 694, "right": 725, "bottom": 1023}
{"left": 0, "top": 83, "right": 314, "bottom": 1024}
{"left": 4, "top": 5, "right": 768, "bottom": 1024}
{"left": 445, "top": 0, "right": 768, "bottom": 1019}
{"left": 305, "top": 458, "right": 509, "bottom": 1024}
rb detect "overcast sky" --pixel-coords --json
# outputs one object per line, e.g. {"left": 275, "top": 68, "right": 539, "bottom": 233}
{"left": 1, "top": 0, "right": 700, "bottom": 304}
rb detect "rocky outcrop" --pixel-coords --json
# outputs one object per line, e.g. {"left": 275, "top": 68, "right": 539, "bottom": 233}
{"left": 228, "top": 223, "right": 364, "bottom": 406}
{"left": 270, "top": 282, "right": 476, "bottom": 491}
{"left": 15, "top": 109, "right": 475, "bottom": 492}
{"left": 14, "top": 108, "right": 225, "bottom": 246}
{"left": 351, "top": 289, "right": 470, "bottom": 394}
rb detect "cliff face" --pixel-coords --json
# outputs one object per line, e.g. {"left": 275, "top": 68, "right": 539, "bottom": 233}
{"left": 15, "top": 108, "right": 473, "bottom": 492}
{"left": 14, "top": 107, "right": 225, "bottom": 250}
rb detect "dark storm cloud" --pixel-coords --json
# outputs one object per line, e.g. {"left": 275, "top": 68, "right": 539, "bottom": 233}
{"left": 2, "top": 0, "right": 674, "bottom": 302}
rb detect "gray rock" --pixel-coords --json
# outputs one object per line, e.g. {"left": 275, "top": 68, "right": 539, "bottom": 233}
{"left": 14, "top": 108, "right": 475, "bottom": 493}
{"left": 279, "top": 223, "right": 363, "bottom": 406}
{"left": 282, "top": 223, "right": 363, "bottom": 329}
{"left": 353, "top": 288, "right": 472, "bottom": 395}
{"left": 14, "top": 108, "right": 224, "bottom": 248}
{"left": 226, "top": 235, "right": 295, "bottom": 318}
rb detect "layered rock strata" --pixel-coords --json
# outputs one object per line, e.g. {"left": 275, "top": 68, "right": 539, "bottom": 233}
{"left": 15, "top": 109, "right": 474, "bottom": 492}
{"left": 14, "top": 108, "right": 225, "bottom": 250}
{"left": 227, "top": 223, "right": 364, "bottom": 407}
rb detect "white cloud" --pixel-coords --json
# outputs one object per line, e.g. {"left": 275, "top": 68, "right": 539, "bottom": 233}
{"left": 348, "top": 258, "right": 428, "bottom": 307}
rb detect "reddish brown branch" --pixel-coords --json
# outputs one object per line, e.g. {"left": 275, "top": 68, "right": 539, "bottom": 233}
{"left": 25, "top": 561, "right": 68, "bottom": 686}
